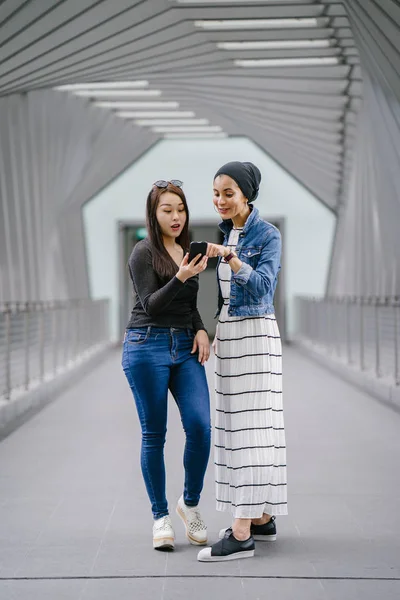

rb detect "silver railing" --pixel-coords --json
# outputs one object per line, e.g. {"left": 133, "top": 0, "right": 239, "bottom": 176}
{"left": 296, "top": 296, "right": 400, "bottom": 386}
{"left": 0, "top": 299, "right": 110, "bottom": 400}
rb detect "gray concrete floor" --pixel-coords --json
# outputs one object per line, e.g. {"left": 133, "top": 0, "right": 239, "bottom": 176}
{"left": 0, "top": 346, "right": 400, "bottom": 600}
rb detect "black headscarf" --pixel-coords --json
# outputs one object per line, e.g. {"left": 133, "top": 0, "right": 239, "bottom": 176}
{"left": 214, "top": 161, "right": 261, "bottom": 203}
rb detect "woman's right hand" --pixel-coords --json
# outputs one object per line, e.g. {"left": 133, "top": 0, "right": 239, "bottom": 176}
{"left": 206, "top": 243, "right": 228, "bottom": 258}
{"left": 176, "top": 253, "right": 208, "bottom": 283}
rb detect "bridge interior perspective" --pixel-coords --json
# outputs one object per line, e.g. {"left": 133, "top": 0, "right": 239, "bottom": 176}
{"left": 0, "top": 1, "right": 400, "bottom": 599}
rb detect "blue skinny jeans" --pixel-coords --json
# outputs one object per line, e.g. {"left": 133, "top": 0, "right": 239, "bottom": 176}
{"left": 122, "top": 326, "right": 211, "bottom": 520}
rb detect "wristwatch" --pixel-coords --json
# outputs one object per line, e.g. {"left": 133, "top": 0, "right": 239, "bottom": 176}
{"left": 224, "top": 250, "right": 237, "bottom": 263}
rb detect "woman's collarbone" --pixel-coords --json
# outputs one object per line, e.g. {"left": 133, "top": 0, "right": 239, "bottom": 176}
{"left": 168, "top": 245, "right": 184, "bottom": 266}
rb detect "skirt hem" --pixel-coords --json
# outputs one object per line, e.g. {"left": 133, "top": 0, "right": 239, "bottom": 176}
{"left": 216, "top": 501, "right": 288, "bottom": 519}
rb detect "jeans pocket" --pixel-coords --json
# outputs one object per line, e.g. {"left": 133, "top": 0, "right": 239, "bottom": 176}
{"left": 125, "top": 328, "right": 149, "bottom": 345}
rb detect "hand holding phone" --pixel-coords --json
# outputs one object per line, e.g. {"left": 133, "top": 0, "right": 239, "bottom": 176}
{"left": 188, "top": 241, "right": 208, "bottom": 264}
{"left": 176, "top": 243, "right": 208, "bottom": 283}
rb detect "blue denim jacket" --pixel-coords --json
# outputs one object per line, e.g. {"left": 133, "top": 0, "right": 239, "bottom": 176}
{"left": 215, "top": 206, "right": 281, "bottom": 318}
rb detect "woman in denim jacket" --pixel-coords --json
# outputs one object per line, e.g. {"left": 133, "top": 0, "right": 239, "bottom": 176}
{"left": 197, "top": 162, "right": 287, "bottom": 562}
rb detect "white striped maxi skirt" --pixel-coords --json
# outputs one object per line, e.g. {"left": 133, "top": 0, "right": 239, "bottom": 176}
{"left": 214, "top": 305, "right": 288, "bottom": 519}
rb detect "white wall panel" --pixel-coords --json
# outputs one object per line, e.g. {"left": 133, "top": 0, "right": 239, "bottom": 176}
{"left": 328, "top": 0, "right": 400, "bottom": 296}
{"left": 0, "top": 89, "right": 159, "bottom": 302}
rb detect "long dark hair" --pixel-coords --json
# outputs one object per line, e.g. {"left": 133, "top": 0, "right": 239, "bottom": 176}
{"left": 146, "top": 183, "right": 190, "bottom": 280}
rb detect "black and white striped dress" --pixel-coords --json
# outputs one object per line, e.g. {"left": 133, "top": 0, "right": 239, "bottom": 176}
{"left": 214, "top": 227, "right": 288, "bottom": 519}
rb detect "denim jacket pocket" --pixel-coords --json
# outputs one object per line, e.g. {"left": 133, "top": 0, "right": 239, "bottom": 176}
{"left": 239, "top": 246, "right": 262, "bottom": 267}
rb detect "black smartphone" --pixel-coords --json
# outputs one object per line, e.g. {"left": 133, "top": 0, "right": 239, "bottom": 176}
{"left": 188, "top": 241, "right": 208, "bottom": 263}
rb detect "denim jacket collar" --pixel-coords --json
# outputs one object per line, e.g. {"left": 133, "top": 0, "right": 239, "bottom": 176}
{"left": 218, "top": 205, "right": 260, "bottom": 237}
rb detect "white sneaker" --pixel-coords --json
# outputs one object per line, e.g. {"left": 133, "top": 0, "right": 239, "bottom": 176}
{"left": 176, "top": 495, "right": 207, "bottom": 545}
{"left": 152, "top": 515, "right": 175, "bottom": 550}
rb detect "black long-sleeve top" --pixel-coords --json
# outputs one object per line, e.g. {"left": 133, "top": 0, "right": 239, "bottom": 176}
{"left": 126, "top": 239, "right": 206, "bottom": 332}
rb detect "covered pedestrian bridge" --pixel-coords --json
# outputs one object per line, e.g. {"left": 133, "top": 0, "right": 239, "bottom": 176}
{"left": 1, "top": 1, "right": 400, "bottom": 598}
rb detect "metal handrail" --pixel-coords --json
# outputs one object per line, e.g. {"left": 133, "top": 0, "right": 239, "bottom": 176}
{"left": 0, "top": 299, "right": 110, "bottom": 400}
{"left": 295, "top": 296, "right": 400, "bottom": 386}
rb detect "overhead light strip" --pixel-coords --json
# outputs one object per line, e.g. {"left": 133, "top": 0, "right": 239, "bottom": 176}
{"left": 194, "top": 18, "right": 320, "bottom": 30}
{"left": 152, "top": 125, "right": 223, "bottom": 133}
{"left": 163, "top": 133, "right": 228, "bottom": 140}
{"left": 58, "top": 83, "right": 224, "bottom": 137}
{"left": 95, "top": 101, "right": 180, "bottom": 109}
{"left": 56, "top": 81, "right": 149, "bottom": 90}
{"left": 74, "top": 90, "right": 162, "bottom": 98}
{"left": 178, "top": 0, "right": 299, "bottom": 3}
{"left": 235, "top": 57, "right": 340, "bottom": 67}
{"left": 116, "top": 111, "right": 195, "bottom": 118}
{"left": 135, "top": 119, "right": 209, "bottom": 126}
{"left": 218, "top": 40, "right": 332, "bottom": 50}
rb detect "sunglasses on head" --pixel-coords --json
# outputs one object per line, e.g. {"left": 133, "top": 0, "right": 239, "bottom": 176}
{"left": 153, "top": 179, "right": 183, "bottom": 189}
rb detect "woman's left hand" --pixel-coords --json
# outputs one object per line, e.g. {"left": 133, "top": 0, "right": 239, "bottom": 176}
{"left": 191, "top": 330, "right": 210, "bottom": 365}
{"left": 206, "top": 243, "right": 228, "bottom": 258}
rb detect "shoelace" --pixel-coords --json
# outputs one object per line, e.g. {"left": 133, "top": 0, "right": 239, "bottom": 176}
{"left": 187, "top": 508, "right": 206, "bottom": 533}
{"left": 155, "top": 516, "right": 172, "bottom": 532}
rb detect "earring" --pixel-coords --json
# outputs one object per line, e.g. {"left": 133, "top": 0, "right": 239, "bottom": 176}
{"left": 213, "top": 205, "right": 220, "bottom": 214}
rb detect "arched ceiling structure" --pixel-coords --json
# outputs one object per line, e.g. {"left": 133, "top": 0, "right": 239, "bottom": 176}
{"left": 0, "top": 0, "right": 399, "bottom": 302}
{"left": 0, "top": 0, "right": 362, "bottom": 211}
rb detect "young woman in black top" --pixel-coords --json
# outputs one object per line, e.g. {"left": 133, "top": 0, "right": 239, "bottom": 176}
{"left": 122, "top": 180, "right": 211, "bottom": 551}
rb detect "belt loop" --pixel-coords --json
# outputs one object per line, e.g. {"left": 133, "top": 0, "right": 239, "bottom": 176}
{"left": 147, "top": 326, "right": 151, "bottom": 336}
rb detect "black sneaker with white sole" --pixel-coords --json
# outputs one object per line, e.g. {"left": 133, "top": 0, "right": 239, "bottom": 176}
{"left": 251, "top": 515, "right": 277, "bottom": 541}
{"left": 197, "top": 530, "right": 255, "bottom": 562}
{"left": 219, "top": 516, "right": 277, "bottom": 542}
